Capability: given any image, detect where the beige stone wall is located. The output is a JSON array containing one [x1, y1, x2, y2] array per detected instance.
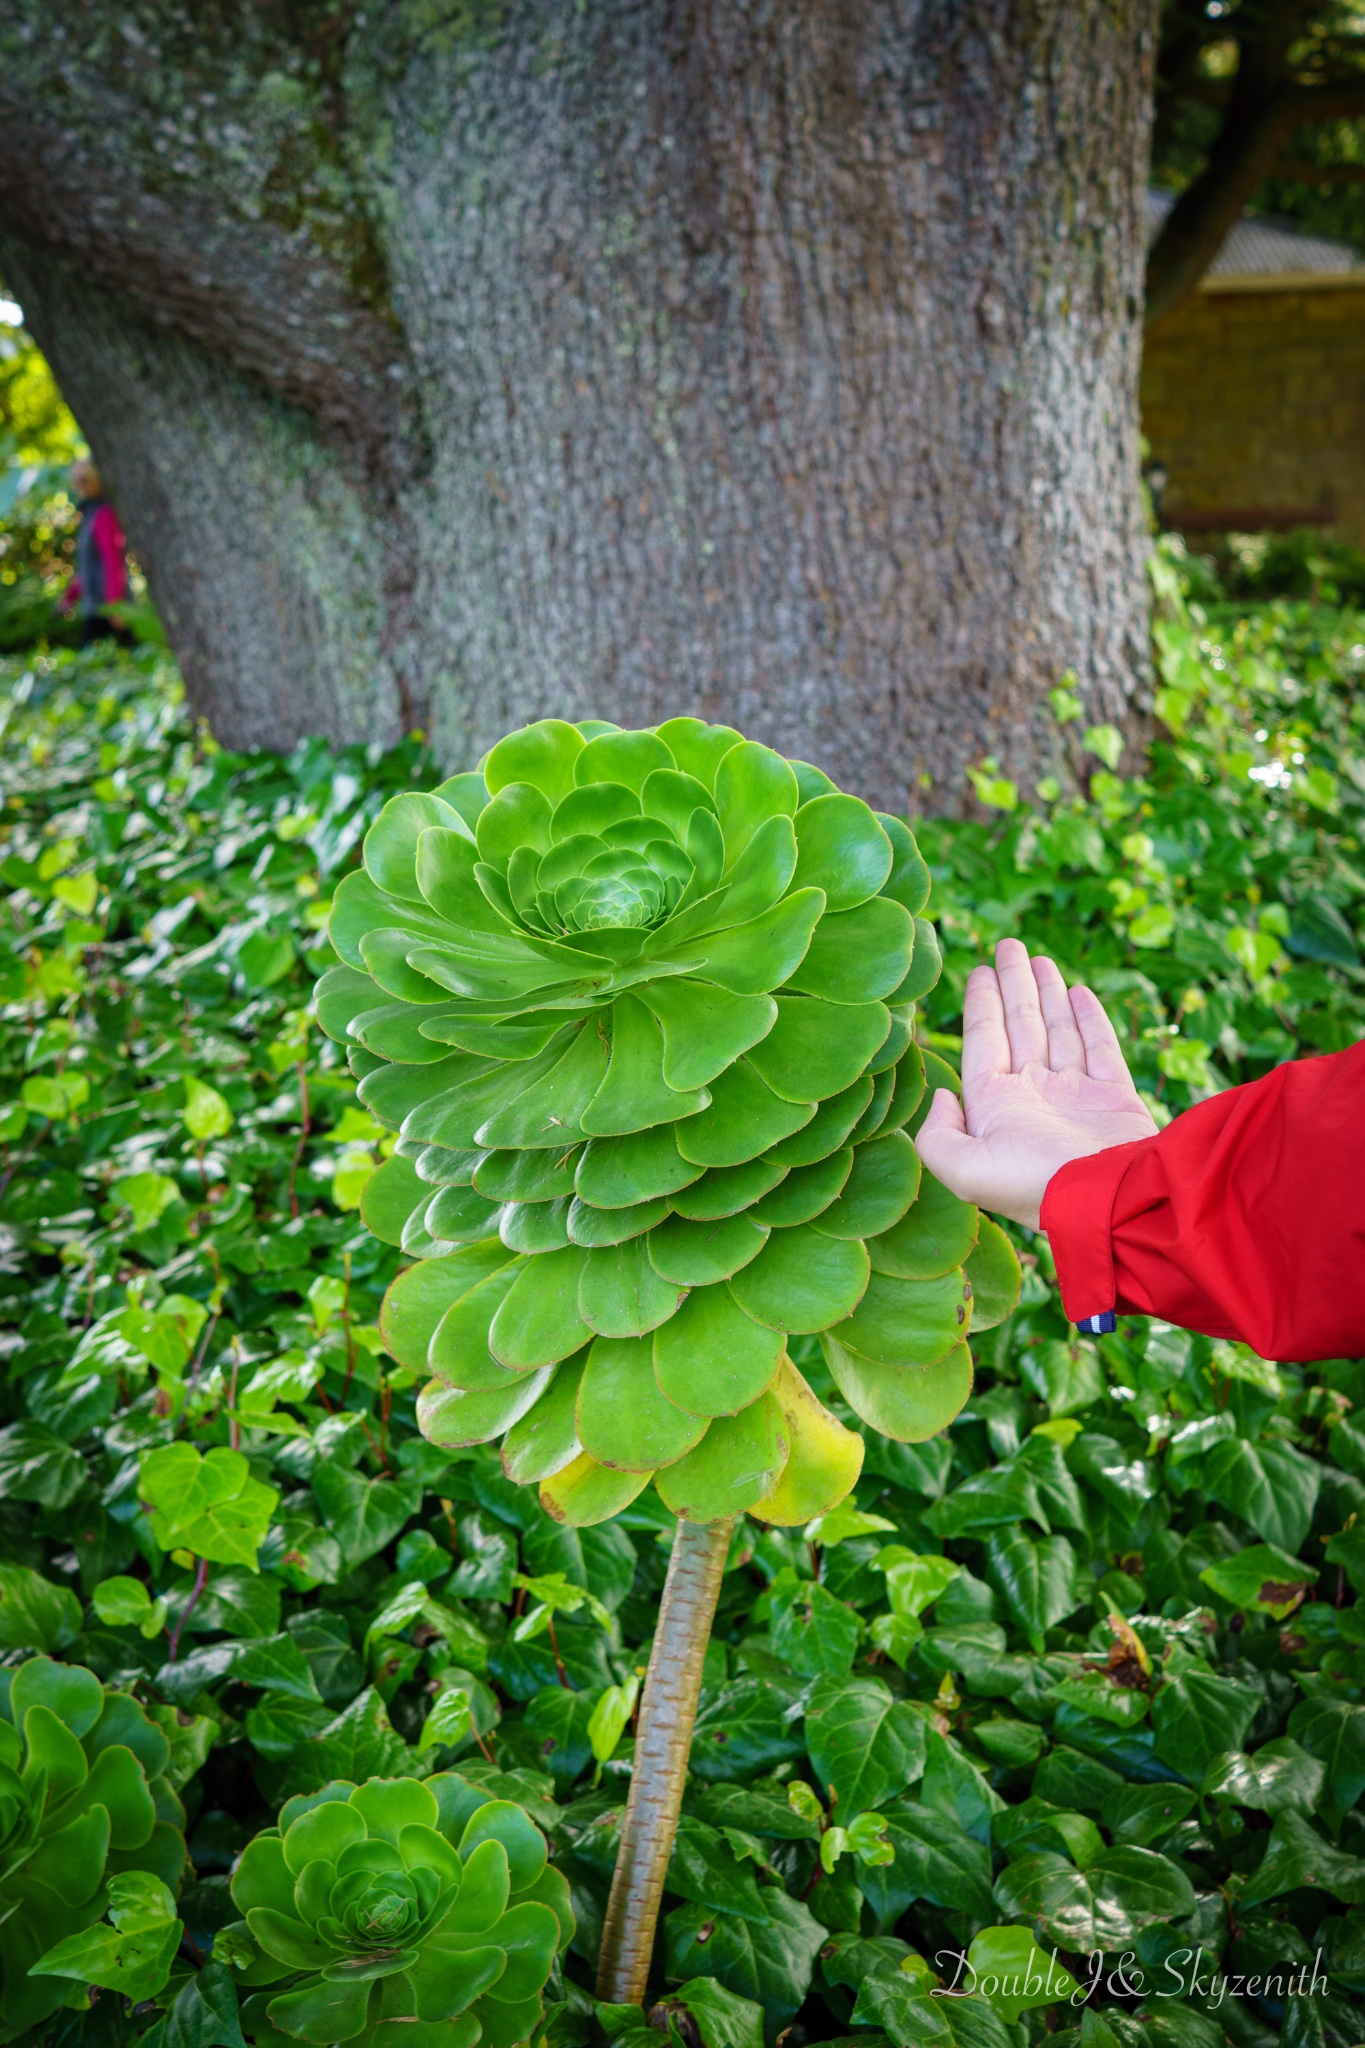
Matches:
[[1140, 283, 1365, 549]]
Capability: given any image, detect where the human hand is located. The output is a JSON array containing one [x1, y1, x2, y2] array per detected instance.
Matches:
[[914, 938, 1158, 1229]]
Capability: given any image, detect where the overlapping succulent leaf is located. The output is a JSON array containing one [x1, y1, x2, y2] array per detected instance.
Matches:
[[227, 1774, 569, 2048], [317, 719, 1021, 1528], [1, 1656, 184, 2040]]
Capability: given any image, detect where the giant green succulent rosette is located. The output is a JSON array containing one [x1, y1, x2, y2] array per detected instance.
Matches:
[[316, 718, 1021, 1527]]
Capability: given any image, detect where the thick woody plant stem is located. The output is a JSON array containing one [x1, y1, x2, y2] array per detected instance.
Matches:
[[595, 1515, 735, 2004]]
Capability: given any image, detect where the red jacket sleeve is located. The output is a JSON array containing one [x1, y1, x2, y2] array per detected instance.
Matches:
[[92, 505, 129, 605], [1039, 1040, 1365, 1362]]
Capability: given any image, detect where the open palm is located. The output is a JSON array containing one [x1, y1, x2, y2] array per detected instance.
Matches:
[[915, 938, 1158, 1228]]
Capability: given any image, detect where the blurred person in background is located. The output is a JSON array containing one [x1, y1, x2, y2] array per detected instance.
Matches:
[[60, 459, 132, 647]]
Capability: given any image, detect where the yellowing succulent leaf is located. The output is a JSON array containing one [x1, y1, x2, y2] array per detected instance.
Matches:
[[748, 1357, 865, 1526]]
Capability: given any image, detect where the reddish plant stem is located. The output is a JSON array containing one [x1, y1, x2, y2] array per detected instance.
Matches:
[[339, 1251, 357, 1404], [227, 1340, 241, 1451], [547, 1613, 568, 1687], [288, 1058, 311, 1220], [167, 1556, 209, 1662]]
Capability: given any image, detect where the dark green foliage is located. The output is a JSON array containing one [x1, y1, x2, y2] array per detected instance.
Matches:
[[0, 573, 1363, 2048]]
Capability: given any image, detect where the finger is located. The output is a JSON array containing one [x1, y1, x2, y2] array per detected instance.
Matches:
[[995, 937, 1049, 1069], [959, 965, 1011, 1095], [1070, 984, 1135, 1086], [913, 1089, 976, 1199], [1032, 954, 1087, 1072]]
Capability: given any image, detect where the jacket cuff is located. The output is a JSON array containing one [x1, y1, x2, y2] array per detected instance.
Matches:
[[1039, 1141, 1153, 1332]]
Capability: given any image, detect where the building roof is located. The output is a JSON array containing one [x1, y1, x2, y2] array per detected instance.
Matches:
[[1147, 188, 1365, 282]]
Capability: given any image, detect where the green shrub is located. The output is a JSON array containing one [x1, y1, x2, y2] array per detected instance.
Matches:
[[0, 579, 1359, 2048]]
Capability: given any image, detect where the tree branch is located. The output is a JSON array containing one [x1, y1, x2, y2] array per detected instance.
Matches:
[[0, 74, 408, 470], [1267, 155, 1365, 185], [1147, 76, 1365, 322]]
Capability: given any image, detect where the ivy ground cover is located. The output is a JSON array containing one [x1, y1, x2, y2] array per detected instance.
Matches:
[[0, 574, 1362, 2048]]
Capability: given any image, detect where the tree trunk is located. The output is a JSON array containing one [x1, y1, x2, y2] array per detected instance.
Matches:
[[0, 0, 1158, 810]]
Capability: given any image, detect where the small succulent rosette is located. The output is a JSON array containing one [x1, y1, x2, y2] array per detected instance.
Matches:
[[226, 1776, 569, 2048], [316, 719, 1020, 1527], [2, 1656, 184, 2038]]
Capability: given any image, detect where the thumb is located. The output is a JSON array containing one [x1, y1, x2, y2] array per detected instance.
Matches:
[[914, 1088, 975, 1193]]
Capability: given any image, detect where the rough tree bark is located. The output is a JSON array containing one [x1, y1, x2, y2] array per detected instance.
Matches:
[[0, 0, 1158, 810]]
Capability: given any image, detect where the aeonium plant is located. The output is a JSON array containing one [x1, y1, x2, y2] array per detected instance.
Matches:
[[314, 717, 1021, 2003], [224, 1775, 568, 2048], [0, 1656, 186, 2041]]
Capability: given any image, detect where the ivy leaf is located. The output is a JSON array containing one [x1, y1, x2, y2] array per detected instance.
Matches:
[[1201, 1437, 1321, 1553], [242, 1696, 335, 1761], [921, 1730, 1005, 1847], [1237, 1809, 1365, 1911], [1202, 1739, 1324, 1816], [183, 1567, 282, 1640], [1015, 1433, 1087, 1527], [287, 1612, 365, 1704], [690, 1676, 809, 1783], [1151, 1670, 1260, 1781], [526, 1684, 597, 1785], [0, 1418, 86, 1509], [872, 1548, 960, 1619], [964, 1926, 1082, 2022], [916, 1621, 1031, 1699], [31, 1872, 183, 2004], [162, 1961, 246, 2048], [805, 1673, 927, 1814], [1020, 1340, 1105, 1418], [118, 1294, 207, 1375], [994, 1845, 1194, 1948], [1286, 1698, 1365, 1826], [667, 1816, 772, 1922], [691, 1783, 821, 1844], [1068, 1433, 1156, 1514], [806, 1505, 898, 1547], [230, 1634, 323, 1702], [925, 1460, 1043, 1539], [650, 1978, 765, 2048], [850, 1972, 955, 2048], [310, 1462, 422, 1567], [1103, 1782, 1198, 1847], [1200, 1543, 1315, 1619], [111, 1171, 181, 1235], [984, 1529, 1080, 1648], [273, 1687, 421, 1800], [857, 1806, 995, 1929], [665, 1890, 826, 2032], [139, 1444, 278, 1570], [418, 1685, 472, 1753], [92, 1575, 168, 1639], [489, 1617, 615, 1700], [1048, 1671, 1150, 1729], [587, 1676, 639, 1769], [768, 1572, 861, 1677], [1324, 1523, 1365, 1594], [183, 1077, 232, 1140], [156, 1631, 319, 1706], [0, 1561, 82, 1650]]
